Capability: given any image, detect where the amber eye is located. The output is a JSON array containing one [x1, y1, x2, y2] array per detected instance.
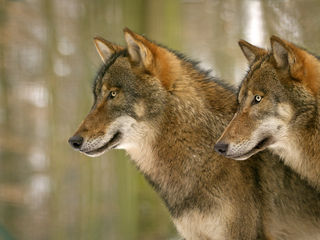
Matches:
[[253, 95, 262, 105], [108, 91, 117, 99]]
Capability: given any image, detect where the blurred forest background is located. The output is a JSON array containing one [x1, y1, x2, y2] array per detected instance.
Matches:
[[1, 0, 320, 239]]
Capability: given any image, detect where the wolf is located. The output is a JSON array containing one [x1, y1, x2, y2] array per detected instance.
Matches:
[[69, 29, 320, 239], [215, 36, 320, 190]]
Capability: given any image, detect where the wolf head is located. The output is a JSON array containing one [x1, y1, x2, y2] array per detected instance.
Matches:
[[214, 36, 320, 160], [68, 28, 182, 157]]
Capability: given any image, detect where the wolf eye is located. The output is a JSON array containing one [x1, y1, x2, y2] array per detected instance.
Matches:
[[108, 91, 117, 99], [253, 95, 262, 104]]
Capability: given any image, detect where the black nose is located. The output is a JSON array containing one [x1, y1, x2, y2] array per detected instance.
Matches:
[[68, 135, 84, 150], [214, 142, 229, 155]]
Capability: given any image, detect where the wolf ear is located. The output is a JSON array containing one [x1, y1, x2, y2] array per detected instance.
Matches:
[[123, 28, 153, 69], [271, 35, 320, 93], [270, 36, 296, 69], [123, 28, 180, 91], [239, 40, 267, 65], [94, 37, 123, 63]]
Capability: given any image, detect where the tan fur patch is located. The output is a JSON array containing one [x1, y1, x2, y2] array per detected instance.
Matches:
[[277, 103, 293, 121], [133, 101, 145, 118]]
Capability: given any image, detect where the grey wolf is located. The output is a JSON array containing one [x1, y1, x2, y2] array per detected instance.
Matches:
[[215, 36, 320, 191], [69, 29, 320, 239]]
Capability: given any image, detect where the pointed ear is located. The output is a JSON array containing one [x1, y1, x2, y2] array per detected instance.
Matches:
[[239, 40, 267, 65], [123, 28, 153, 69], [270, 35, 296, 69], [94, 37, 123, 63], [271, 36, 320, 94]]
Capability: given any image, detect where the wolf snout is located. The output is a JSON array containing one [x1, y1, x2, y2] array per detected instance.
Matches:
[[214, 142, 229, 155], [68, 135, 84, 150]]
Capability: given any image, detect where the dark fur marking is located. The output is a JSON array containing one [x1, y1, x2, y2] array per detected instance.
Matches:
[[92, 50, 129, 100], [237, 54, 271, 100]]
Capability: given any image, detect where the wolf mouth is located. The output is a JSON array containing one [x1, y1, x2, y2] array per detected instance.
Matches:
[[229, 137, 273, 160], [84, 131, 122, 155]]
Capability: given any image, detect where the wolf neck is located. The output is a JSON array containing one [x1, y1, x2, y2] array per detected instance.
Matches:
[[271, 95, 320, 190], [127, 62, 237, 217], [295, 116, 320, 189], [271, 131, 320, 190]]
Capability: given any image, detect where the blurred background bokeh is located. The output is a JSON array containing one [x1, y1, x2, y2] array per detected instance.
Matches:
[[1, 0, 320, 239]]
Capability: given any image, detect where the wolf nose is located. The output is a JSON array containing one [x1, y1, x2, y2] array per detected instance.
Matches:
[[68, 135, 84, 150], [214, 142, 229, 155]]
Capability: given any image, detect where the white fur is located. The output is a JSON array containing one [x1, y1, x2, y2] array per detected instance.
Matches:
[[117, 120, 157, 175], [174, 210, 226, 240], [269, 136, 305, 175]]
